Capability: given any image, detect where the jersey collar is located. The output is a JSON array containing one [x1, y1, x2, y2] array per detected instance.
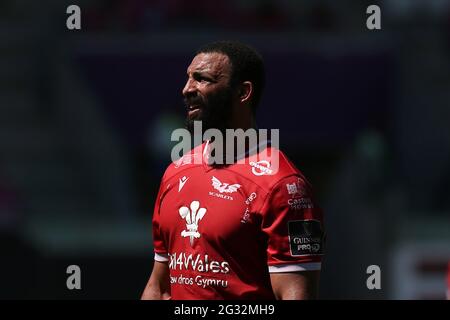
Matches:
[[201, 139, 271, 171]]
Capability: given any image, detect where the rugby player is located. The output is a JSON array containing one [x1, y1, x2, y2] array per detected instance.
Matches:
[[141, 41, 325, 300]]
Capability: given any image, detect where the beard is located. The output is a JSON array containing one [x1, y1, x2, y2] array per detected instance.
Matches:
[[184, 87, 234, 136]]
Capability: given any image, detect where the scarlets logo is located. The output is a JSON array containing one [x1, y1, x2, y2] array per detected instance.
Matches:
[[179, 201, 206, 246], [211, 176, 241, 193]]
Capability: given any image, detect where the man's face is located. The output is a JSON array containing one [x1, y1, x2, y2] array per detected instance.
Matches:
[[182, 52, 235, 134]]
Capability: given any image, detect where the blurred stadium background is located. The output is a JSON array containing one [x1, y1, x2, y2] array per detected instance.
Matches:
[[0, 0, 449, 299]]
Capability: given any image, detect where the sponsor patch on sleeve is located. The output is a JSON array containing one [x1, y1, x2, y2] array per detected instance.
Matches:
[[288, 220, 324, 256]]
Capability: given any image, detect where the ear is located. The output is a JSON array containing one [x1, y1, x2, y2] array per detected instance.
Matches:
[[239, 81, 253, 104]]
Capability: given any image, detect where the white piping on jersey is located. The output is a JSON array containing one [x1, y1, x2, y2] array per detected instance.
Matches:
[[154, 252, 169, 262], [203, 140, 210, 158], [268, 262, 321, 273]]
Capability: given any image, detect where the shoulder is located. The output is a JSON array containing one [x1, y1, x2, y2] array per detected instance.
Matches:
[[229, 146, 311, 193], [160, 143, 205, 183]]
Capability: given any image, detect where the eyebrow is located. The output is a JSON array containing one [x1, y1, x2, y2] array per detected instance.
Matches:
[[187, 69, 212, 76], [187, 70, 218, 81]]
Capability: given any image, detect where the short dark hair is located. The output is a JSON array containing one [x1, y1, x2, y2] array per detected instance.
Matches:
[[196, 41, 265, 113]]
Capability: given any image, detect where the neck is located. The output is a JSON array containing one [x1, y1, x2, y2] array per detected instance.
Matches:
[[229, 105, 255, 131]]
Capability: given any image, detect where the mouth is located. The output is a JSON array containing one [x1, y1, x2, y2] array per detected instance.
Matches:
[[188, 105, 201, 118], [188, 105, 200, 111]]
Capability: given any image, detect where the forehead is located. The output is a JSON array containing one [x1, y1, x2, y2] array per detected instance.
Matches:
[[187, 52, 231, 76]]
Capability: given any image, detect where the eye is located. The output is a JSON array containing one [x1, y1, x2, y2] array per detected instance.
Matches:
[[194, 74, 211, 83]]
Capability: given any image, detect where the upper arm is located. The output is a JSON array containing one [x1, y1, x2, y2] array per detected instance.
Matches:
[[270, 271, 320, 300], [141, 261, 171, 300], [261, 175, 325, 299], [144, 173, 173, 300]]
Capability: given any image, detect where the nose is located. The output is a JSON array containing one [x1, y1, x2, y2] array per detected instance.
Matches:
[[182, 77, 196, 97]]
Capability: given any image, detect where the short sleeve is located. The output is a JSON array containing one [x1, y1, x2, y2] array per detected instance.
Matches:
[[260, 175, 325, 272], [152, 179, 169, 262]]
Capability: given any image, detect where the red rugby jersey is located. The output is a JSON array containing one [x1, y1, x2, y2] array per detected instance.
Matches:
[[152, 141, 325, 299]]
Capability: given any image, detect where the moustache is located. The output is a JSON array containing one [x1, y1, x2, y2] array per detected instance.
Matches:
[[184, 96, 205, 110]]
